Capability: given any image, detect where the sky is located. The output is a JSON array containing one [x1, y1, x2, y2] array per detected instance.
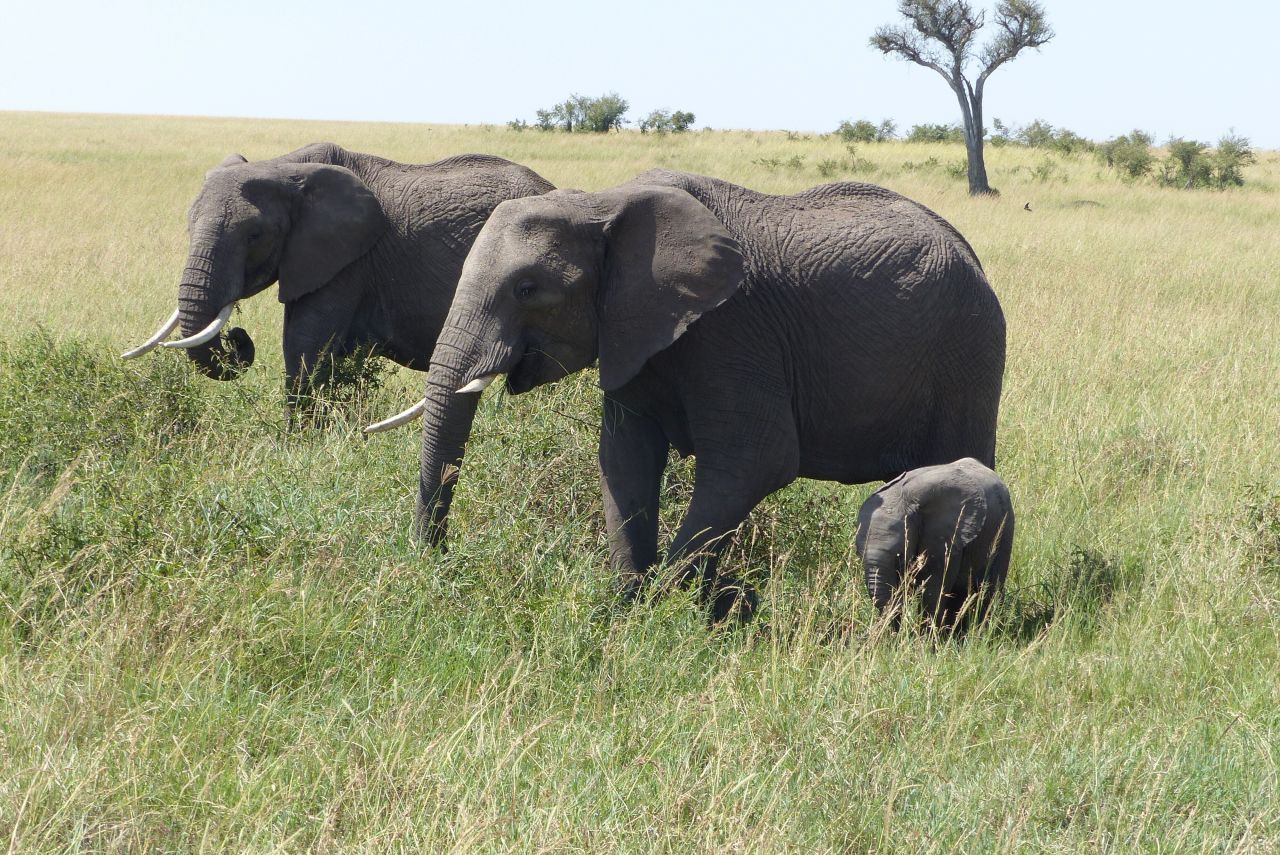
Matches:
[[2, 0, 1278, 147]]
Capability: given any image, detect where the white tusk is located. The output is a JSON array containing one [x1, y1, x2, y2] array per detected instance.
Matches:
[[162, 304, 234, 349], [120, 308, 181, 359], [456, 374, 498, 394], [363, 398, 426, 434]]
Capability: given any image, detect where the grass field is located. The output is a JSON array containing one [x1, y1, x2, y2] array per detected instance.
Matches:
[[1, 111, 1278, 851]]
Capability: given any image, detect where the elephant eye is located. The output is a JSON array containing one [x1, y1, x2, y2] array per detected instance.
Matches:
[[514, 280, 538, 301]]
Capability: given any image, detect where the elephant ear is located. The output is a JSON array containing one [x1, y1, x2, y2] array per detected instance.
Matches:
[[856, 473, 909, 557], [932, 489, 988, 550], [594, 185, 745, 391], [278, 164, 386, 303]]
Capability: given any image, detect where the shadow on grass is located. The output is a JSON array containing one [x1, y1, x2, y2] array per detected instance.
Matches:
[[991, 547, 1140, 643]]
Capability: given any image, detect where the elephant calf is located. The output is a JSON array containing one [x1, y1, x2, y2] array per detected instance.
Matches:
[[855, 458, 1014, 632]]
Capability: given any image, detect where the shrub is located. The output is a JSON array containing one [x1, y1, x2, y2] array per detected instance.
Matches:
[[507, 119, 528, 132], [1156, 134, 1255, 189], [639, 109, 696, 134], [991, 118, 1094, 154], [578, 93, 629, 133], [1098, 130, 1155, 179], [1210, 132, 1255, 188], [837, 119, 878, 143], [532, 93, 629, 133], [534, 109, 557, 132], [837, 118, 897, 143], [907, 123, 965, 144], [671, 110, 695, 132], [1158, 138, 1213, 188]]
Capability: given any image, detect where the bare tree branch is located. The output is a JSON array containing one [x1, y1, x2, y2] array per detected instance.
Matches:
[[871, 27, 959, 90], [977, 0, 1054, 90]]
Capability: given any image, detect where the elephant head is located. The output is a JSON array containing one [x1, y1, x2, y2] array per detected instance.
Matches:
[[855, 467, 990, 616], [371, 185, 744, 545], [123, 152, 386, 379]]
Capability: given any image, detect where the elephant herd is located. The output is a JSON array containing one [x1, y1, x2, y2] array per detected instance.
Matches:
[[124, 143, 1014, 630]]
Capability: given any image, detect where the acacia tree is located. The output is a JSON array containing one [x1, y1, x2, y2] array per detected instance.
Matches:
[[871, 0, 1053, 195]]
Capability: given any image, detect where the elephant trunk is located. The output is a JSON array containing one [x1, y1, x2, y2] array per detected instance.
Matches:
[[413, 308, 515, 546], [415, 360, 482, 546], [173, 233, 254, 379], [863, 548, 902, 614]]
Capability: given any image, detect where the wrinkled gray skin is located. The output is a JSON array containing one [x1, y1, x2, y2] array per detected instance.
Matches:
[[855, 457, 1014, 632], [415, 169, 1006, 621], [165, 142, 552, 400]]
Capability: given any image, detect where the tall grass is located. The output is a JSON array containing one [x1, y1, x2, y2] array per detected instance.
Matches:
[[1, 112, 1278, 850]]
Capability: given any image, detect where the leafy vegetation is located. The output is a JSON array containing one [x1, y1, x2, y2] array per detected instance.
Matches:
[[639, 109, 696, 134], [835, 118, 897, 143], [1, 113, 1278, 849], [532, 92, 631, 133], [990, 118, 1094, 154], [1098, 130, 1257, 189], [907, 122, 967, 143]]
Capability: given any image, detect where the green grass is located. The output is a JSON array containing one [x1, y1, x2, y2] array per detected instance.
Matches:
[[1, 112, 1278, 851]]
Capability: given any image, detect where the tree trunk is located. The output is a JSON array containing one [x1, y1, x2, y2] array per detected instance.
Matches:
[[954, 85, 996, 196]]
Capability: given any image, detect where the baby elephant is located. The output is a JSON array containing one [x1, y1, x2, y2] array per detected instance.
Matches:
[[855, 458, 1014, 632]]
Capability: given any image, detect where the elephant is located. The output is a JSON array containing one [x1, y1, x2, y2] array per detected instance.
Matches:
[[855, 457, 1014, 632], [122, 142, 554, 408], [371, 169, 1006, 621]]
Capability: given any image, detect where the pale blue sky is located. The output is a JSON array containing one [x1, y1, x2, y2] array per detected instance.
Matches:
[[2, 0, 1277, 146]]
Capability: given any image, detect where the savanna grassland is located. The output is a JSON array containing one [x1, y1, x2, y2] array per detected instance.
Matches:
[[1, 111, 1278, 852]]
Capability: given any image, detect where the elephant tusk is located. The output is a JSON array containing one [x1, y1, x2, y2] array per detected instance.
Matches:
[[120, 308, 181, 359], [162, 304, 235, 349], [456, 374, 498, 394], [364, 398, 426, 434]]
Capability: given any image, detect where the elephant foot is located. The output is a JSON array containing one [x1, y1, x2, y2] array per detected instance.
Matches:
[[708, 576, 758, 625]]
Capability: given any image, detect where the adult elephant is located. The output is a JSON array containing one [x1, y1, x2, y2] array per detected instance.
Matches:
[[123, 142, 554, 406], [372, 170, 1006, 620]]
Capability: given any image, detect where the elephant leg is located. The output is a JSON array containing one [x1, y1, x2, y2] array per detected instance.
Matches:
[[664, 460, 791, 623], [599, 397, 669, 597], [283, 292, 358, 417]]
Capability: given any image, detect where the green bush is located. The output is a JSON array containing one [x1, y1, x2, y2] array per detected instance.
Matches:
[[907, 123, 965, 144], [1212, 133, 1256, 187], [991, 118, 1094, 154], [531, 93, 630, 133], [1156, 134, 1256, 189], [639, 109, 695, 134], [1098, 130, 1155, 179], [837, 119, 895, 143]]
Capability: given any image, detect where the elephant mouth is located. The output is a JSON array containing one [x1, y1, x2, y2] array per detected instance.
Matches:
[[505, 348, 543, 395]]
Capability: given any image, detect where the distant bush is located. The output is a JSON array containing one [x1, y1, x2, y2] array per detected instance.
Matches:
[[639, 109, 695, 134], [901, 156, 941, 172], [507, 119, 528, 132], [990, 119, 1094, 154], [817, 144, 876, 178], [579, 93, 630, 133], [836, 119, 896, 143], [906, 123, 965, 144], [1211, 133, 1256, 187], [1099, 130, 1254, 188], [1098, 130, 1156, 179], [531, 93, 629, 133], [1157, 133, 1256, 189]]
